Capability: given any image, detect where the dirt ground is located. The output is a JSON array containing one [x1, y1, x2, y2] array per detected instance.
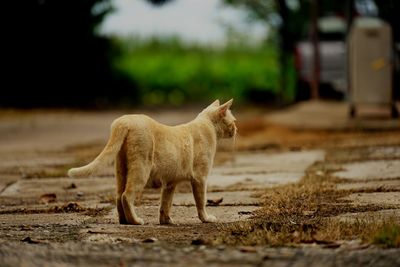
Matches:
[[1, 101, 400, 266]]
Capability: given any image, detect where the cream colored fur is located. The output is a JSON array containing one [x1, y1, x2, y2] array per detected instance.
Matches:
[[68, 99, 237, 225]]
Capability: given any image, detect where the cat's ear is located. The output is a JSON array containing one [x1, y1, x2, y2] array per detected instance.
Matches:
[[217, 99, 233, 117], [208, 99, 220, 108]]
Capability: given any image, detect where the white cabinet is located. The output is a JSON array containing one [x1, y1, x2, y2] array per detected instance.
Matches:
[[349, 18, 397, 117]]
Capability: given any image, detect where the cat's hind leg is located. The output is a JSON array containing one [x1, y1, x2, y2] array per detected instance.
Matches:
[[121, 163, 150, 225], [115, 151, 128, 224], [191, 178, 217, 223], [159, 182, 176, 225]]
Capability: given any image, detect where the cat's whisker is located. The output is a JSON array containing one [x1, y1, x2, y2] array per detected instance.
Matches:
[[231, 131, 237, 166]]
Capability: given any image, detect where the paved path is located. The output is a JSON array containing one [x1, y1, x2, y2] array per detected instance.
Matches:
[[0, 108, 400, 266]]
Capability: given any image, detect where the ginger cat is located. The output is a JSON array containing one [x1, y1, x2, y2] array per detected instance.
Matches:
[[68, 99, 237, 225]]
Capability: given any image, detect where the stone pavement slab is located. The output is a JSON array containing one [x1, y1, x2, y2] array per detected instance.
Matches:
[[209, 150, 325, 189], [266, 100, 400, 130], [0, 177, 115, 199], [343, 192, 400, 206], [335, 160, 400, 180], [337, 179, 400, 191]]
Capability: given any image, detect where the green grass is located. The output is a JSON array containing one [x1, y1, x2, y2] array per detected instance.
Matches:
[[373, 223, 400, 248], [112, 38, 291, 105]]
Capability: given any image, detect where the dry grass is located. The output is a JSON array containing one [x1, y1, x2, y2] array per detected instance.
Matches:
[[236, 119, 400, 152], [217, 167, 400, 247], [315, 217, 400, 247]]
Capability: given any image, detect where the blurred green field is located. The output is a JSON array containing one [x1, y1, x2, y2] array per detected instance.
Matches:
[[113, 38, 295, 105]]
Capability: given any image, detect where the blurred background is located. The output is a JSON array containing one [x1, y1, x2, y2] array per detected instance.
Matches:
[[1, 0, 399, 109]]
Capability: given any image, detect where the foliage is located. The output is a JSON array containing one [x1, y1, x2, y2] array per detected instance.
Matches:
[[113, 38, 291, 105], [1, 0, 304, 107], [222, 0, 308, 102], [1, 0, 126, 107]]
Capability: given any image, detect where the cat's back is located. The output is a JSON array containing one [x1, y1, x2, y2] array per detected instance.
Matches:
[[113, 114, 164, 131], [112, 114, 163, 151], [113, 114, 189, 142]]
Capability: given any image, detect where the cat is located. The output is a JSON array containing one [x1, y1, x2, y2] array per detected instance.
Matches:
[[68, 99, 237, 225]]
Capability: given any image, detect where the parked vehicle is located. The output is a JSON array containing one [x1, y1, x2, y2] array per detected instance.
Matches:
[[294, 0, 383, 101], [295, 16, 347, 100]]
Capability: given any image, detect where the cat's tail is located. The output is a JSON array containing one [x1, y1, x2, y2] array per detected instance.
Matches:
[[67, 119, 128, 178]]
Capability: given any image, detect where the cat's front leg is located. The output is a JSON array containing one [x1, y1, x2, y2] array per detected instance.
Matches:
[[191, 178, 217, 223]]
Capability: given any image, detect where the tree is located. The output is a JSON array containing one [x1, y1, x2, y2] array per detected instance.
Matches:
[[1, 0, 120, 107], [223, 0, 310, 103]]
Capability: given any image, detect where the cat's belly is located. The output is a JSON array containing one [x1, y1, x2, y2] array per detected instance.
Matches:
[[150, 137, 195, 180], [151, 154, 194, 181], [150, 165, 193, 182]]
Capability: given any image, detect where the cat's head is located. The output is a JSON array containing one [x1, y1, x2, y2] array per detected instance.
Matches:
[[200, 99, 237, 138]]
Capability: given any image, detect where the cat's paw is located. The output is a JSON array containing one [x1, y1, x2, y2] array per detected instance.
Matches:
[[201, 214, 217, 223], [159, 216, 174, 225], [128, 217, 144, 225], [136, 218, 145, 225]]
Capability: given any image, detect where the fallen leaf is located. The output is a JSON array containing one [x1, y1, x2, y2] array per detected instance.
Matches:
[[142, 237, 157, 243], [239, 246, 257, 253], [39, 193, 56, 204], [346, 243, 370, 250], [321, 242, 341, 249], [63, 183, 77, 190], [21, 237, 46, 244], [238, 211, 252, 215], [20, 225, 32, 231], [191, 238, 209, 245], [207, 197, 223, 206], [314, 239, 336, 245], [303, 239, 341, 248]]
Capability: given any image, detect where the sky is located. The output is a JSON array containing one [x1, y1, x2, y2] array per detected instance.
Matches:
[[99, 0, 268, 44]]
